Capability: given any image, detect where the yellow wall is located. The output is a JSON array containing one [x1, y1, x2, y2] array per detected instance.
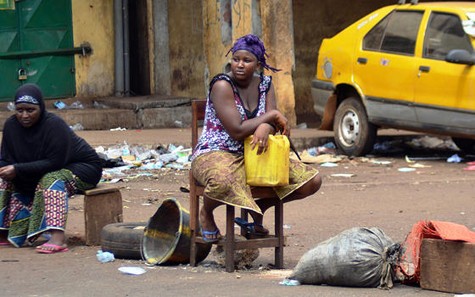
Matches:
[[203, 0, 297, 125], [72, 0, 115, 98], [203, 1, 230, 87], [168, 0, 206, 98]]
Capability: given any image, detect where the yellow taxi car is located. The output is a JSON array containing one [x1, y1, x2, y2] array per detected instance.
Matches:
[[312, 1, 475, 156]]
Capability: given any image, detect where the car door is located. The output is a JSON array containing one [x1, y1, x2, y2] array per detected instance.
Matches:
[[354, 10, 423, 126], [414, 11, 475, 133]]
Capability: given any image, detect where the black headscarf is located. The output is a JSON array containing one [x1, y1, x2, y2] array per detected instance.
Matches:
[[14, 83, 46, 120]]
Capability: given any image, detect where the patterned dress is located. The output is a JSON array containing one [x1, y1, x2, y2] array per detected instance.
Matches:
[[0, 169, 94, 247], [191, 73, 318, 213]]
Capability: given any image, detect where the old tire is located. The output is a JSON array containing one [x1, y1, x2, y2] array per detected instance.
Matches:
[[333, 97, 376, 156], [101, 222, 146, 260]]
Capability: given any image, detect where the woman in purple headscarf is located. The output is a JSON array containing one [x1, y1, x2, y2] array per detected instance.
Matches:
[[191, 34, 322, 242], [0, 83, 102, 253]]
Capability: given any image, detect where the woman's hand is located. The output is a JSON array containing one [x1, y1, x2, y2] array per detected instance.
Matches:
[[274, 112, 290, 136], [0, 165, 16, 181], [250, 123, 273, 155]]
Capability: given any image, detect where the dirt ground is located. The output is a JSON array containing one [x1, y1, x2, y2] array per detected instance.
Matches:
[[1, 129, 474, 297]]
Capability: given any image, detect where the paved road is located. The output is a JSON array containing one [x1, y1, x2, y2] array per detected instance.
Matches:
[[0, 128, 468, 297]]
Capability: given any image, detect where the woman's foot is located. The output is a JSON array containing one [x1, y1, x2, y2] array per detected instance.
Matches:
[[36, 230, 68, 254], [249, 213, 270, 235], [252, 224, 269, 236], [199, 207, 221, 242], [234, 217, 269, 238]]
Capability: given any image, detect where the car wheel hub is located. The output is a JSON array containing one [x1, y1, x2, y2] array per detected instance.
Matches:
[[340, 110, 360, 145]]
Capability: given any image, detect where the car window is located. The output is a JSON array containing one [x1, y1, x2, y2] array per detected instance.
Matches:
[[423, 12, 473, 60], [363, 10, 423, 55]]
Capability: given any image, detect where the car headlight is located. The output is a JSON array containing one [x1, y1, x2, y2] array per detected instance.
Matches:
[[323, 59, 333, 79]]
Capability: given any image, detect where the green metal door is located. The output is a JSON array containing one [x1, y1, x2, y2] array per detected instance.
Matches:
[[0, 0, 75, 101]]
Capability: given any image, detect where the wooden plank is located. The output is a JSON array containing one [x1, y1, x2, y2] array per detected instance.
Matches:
[[84, 184, 119, 196], [84, 190, 123, 246], [420, 238, 475, 293]]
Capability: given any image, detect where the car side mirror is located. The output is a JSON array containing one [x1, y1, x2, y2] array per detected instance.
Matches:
[[446, 49, 475, 65]]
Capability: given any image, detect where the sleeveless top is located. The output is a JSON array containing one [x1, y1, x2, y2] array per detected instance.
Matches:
[[191, 73, 272, 159]]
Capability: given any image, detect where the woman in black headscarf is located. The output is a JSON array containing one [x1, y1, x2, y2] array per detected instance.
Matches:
[[0, 83, 102, 253]]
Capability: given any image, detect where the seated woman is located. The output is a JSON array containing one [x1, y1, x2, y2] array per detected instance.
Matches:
[[191, 34, 322, 242], [0, 83, 103, 253]]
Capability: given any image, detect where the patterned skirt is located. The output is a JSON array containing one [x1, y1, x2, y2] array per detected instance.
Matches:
[[191, 151, 319, 214], [0, 169, 94, 247]]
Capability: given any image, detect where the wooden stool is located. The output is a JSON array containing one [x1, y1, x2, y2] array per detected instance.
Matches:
[[83, 184, 123, 245]]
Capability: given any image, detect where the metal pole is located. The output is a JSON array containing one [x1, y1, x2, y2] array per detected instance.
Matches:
[[114, 0, 124, 96]]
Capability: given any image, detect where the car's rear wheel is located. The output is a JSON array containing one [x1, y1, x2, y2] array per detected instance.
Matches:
[[452, 137, 475, 154], [333, 97, 376, 156]]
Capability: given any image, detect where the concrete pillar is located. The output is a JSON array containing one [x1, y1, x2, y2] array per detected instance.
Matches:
[[231, 0, 253, 40], [152, 0, 171, 95], [260, 0, 296, 126]]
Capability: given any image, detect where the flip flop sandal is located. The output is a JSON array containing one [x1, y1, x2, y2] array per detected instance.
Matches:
[[200, 229, 221, 243], [36, 243, 69, 254]]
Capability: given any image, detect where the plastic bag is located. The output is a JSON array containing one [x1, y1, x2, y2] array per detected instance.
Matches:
[[244, 134, 289, 186], [289, 227, 401, 289]]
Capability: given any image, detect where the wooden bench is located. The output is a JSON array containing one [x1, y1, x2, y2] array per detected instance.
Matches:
[[83, 184, 123, 246]]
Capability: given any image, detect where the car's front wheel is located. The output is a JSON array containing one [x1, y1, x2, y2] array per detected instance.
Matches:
[[333, 97, 376, 156]]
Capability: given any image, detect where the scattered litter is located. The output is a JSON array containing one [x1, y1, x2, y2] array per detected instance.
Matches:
[[173, 120, 184, 128], [69, 123, 84, 131], [108, 178, 123, 183], [447, 154, 462, 163], [96, 250, 115, 263], [307, 142, 337, 156], [53, 100, 85, 110], [297, 153, 342, 164], [330, 173, 355, 178], [69, 101, 84, 109], [463, 165, 475, 171], [408, 163, 431, 168], [279, 279, 301, 286], [118, 266, 147, 275], [370, 160, 392, 165], [398, 167, 416, 172], [110, 127, 127, 131], [405, 155, 415, 163], [7, 102, 15, 111], [93, 101, 109, 109], [54, 101, 67, 109], [97, 143, 192, 182], [320, 162, 338, 167]]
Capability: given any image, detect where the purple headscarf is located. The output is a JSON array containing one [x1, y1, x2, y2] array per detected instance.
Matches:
[[226, 34, 280, 73]]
